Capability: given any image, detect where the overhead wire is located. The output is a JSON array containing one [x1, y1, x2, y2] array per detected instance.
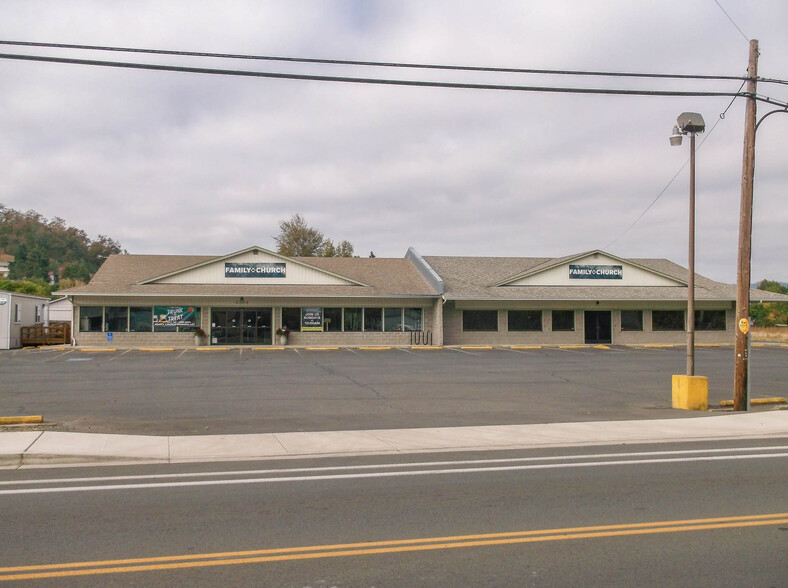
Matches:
[[0, 51, 751, 99], [711, 0, 751, 44], [0, 39, 752, 82]]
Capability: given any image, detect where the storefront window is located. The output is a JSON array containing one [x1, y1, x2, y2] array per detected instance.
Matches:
[[463, 310, 498, 331], [696, 310, 726, 331], [404, 308, 423, 331], [364, 308, 382, 331], [653, 310, 684, 331], [105, 307, 128, 332], [324, 308, 342, 332], [621, 310, 643, 331], [129, 307, 152, 332], [384, 308, 403, 331], [282, 307, 301, 332], [551, 310, 575, 331], [508, 310, 542, 331], [79, 306, 103, 332], [344, 308, 363, 332]]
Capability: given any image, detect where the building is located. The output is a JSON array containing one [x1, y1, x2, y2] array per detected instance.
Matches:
[[0, 290, 50, 349], [0, 253, 13, 278], [56, 246, 788, 348]]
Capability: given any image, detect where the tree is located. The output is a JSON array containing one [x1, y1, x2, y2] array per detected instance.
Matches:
[[750, 279, 788, 326], [274, 214, 326, 257], [273, 214, 355, 258]]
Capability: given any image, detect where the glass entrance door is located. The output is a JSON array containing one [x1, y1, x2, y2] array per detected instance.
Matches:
[[211, 308, 272, 345], [584, 311, 612, 344]]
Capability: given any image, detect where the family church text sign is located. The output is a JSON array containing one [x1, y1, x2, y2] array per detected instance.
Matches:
[[569, 265, 623, 279]]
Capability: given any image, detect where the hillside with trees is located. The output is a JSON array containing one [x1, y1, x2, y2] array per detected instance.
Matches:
[[0, 204, 124, 293]]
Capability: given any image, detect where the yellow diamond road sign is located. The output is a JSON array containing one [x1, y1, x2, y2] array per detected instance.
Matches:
[[739, 318, 750, 334]]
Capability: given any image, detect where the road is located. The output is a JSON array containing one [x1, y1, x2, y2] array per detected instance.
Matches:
[[2, 345, 787, 434], [1, 439, 786, 586]]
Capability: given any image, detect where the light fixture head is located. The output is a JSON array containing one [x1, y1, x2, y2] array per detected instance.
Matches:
[[677, 112, 706, 134], [670, 125, 683, 146]]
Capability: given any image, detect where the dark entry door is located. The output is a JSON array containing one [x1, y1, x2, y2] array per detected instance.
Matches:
[[211, 308, 272, 345], [584, 311, 612, 344]]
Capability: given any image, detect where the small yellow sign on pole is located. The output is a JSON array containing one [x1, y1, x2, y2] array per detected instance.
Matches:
[[738, 317, 750, 335]]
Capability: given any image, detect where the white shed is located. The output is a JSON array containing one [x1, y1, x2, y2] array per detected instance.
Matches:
[[0, 290, 50, 349]]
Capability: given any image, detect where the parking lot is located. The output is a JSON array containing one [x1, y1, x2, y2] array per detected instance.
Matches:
[[2, 345, 786, 435]]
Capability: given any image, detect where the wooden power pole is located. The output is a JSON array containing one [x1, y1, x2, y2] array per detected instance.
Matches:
[[733, 39, 759, 411]]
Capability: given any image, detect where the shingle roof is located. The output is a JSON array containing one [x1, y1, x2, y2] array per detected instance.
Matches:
[[423, 255, 788, 302], [58, 253, 439, 298]]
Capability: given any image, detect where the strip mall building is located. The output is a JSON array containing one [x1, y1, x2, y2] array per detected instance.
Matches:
[[58, 246, 787, 348]]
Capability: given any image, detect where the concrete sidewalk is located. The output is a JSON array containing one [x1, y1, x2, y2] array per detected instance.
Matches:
[[1, 410, 787, 467]]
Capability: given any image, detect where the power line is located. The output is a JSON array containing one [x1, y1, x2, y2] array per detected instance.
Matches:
[[712, 0, 751, 43], [0, 39, 751, 82], [0, 51, 749, 100]]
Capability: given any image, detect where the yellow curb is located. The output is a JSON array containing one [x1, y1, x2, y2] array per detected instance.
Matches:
[[720, 397, 787, 407], [559, 345, 584, 350], [643, 344, 676, 348], [0, 415, 43, 425], [594, 345, 611, 349], [359, 347, 392, 350], [461, 346, 493, 350], [696, 344, 720, 348], [511, 345, 542, 350], [306, 347, 339, 351], [253, 347, 286, 351], [781, 344, 788, 348], [195, 347, 231, 351], [79, 348, 116, 352], [412, 346, 443, 350], [139, 348, 175, 352]]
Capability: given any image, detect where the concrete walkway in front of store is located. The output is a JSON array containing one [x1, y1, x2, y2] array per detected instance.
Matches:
[[1, 410, 787, 468]]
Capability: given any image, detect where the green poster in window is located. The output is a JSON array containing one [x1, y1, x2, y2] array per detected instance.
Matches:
[[302, 307, 323, 332], [154, 306, 198, 327]]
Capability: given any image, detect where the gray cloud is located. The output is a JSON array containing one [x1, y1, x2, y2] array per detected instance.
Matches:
[[1, 1, 786, 282]]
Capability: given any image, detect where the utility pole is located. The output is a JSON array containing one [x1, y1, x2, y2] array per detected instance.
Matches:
[[733, 39, 758, 411]]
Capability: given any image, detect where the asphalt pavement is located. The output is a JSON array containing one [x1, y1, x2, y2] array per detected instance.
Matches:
[[1, 344, 787, 466]]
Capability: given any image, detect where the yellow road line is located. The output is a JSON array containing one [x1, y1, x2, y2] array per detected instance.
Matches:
[[2, 513, 786, 581]]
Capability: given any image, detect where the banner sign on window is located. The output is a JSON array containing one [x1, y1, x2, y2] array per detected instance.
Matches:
[[154, 306, 198, 327], [225, 262, 286, 278], [301, 307, 323, 332], [569, 265, 623, 279]]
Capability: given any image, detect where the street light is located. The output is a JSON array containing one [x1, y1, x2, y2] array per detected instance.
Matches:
[[670, 112, 705, 376]]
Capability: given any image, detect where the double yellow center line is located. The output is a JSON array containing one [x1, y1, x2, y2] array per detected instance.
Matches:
[[2, 513, 786, 581]]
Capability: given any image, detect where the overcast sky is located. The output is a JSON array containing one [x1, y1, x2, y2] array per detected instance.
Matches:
[[1, 1, 786, 283]]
